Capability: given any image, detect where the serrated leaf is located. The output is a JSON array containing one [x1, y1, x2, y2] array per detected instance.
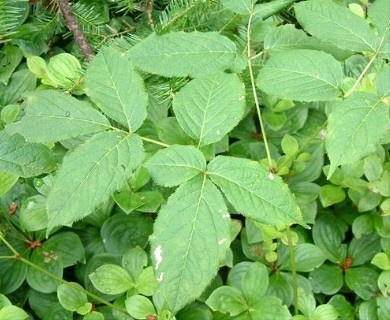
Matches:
[[367, 0, 390, 41], [207, 156, 305, 226], [173, 73, 245, 146], [46, 131, 144, 230], [150, 176, 231, 313], [256, 49, 343, 101], [294, 0, 378, 52], [145, 145, 206, 187], [376, 65, 390, 97], [326, 93, 389, 177], [84, 47, 147, 132], [128, 31, 237, 77], [0, 131, 57, 177], [8, 90, 111, 143], [221, 0, 254, 15]]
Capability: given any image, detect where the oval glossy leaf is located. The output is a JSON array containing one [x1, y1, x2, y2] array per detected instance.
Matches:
[[57, 283, 88, 312], [310, 264, 344, 295], [173, 73, 246, 146], [125, 295, 156, 319], [207, 156, 306, 226], [0, 131, 57, 177], [101, 213, 153, 254], [46, 131, 144, 230], [280, 243, 326, 272], [150, 176, 231, 313], [145, 145, 206, 187], [84, 46, 147, 132], [205, 286, 247, 316], [8, 90, 111, 143], [256, 49, 343, 101], [0, 305, 29, 320], [326, 93, 389, 177], [294, 0, 378, 52], [249, 296, 291, 319], [241, 262, 269, 304], [345, 267, 379, 300], [19, 195, 48, 232], [89, 264, 134, 295], [26, 248, 63, 293], [128, 31, 237, 77]]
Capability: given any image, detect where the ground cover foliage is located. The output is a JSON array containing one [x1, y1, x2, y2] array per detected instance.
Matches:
[[0, 0, 389, 319]]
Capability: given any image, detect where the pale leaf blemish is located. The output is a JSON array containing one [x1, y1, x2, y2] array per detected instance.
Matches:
[[239, 95, 245, 101], [268, 172, 274, 180], [222, 213, 230, 219], [154, 245, 163, 270], [216, 130, 221, 135], [218, 238, 228, 245], [157, 272, 164, 282], [319, 129, 326, 140]]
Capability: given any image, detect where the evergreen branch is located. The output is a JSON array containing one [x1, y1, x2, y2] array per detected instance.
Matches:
[[57, 0, 93, 61]]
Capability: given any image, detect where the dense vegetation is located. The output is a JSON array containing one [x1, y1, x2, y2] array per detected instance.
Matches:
[[0, 0, 389, 319]]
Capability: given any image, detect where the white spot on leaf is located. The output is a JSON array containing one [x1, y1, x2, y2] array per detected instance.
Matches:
[[268, 172, 274, 180], [222, 213, 230, 219], [218, 238, 228, 245], [157, 272, 164, 282], [216, 130, 221, 135], [154, 245, 163, 270]]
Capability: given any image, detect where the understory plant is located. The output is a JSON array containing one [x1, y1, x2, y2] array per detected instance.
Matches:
[[0, 0, 389, 319]]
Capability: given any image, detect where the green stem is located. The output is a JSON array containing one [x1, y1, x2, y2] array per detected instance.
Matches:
[[247, 11, 273, 171], [0, 255, 15, 259], [286, 226, 298, 315], [0, 235, 129, 316]]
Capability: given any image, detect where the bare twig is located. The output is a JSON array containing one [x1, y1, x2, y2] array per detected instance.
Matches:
[[57, 0, 94, 61]]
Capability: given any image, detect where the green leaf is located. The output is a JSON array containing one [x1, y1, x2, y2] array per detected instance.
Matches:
[[294, 0, 378, 52], [0, 131, 57, 177], [313, 305, 338, 320], [280, 244, 326, 272], [128, 31, 237, 77], [84, 46, 148, 132], [206, 286, 247, 316], [122, 247, 148, 279], [46, 131, 144, 230], [57, 283, 88, 312], [253, 0, 295, 21], [101, 213, 153, 254], [125, 295, 156, 319], [0, 45, 23, 85], [248, 296, 291, 320], [309, 264, 344, 295], [89, 264, 134, 295], [221, 0, 253, 15], [326, 93, 389, 177], [207, 156, 306, 226], [345, 267, 379, 300], [376, 65, 390, 97], [137, 266, 158, 296], [348, 233, 381, 267], [264, 24, 352, 60], [146, 145, 205, 187], [0, 170, 18, 197], [256, 49, 343, 101], [8, 90, 111, 143], [173, 73, 245, 147], [0, 305, 29, 320], [367, 0, 390, 41], [83, 311, 104, 320], [0, 69, 36, 106], [26, 248, 63, 293], [371, 253, 390, 271], [44, 231, 86, 267], [328, 295, 355, 320], [319, 185, 346, 207], [241, 262, 268, 305], [19, 195, 48, 232], [1, 103, 20, 124], [150, 176, 231, 313], [378, 270, 390, 298], [281, 134, 299, 156]]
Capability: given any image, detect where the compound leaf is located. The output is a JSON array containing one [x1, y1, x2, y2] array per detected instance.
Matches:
[[8, 90, 111, 143], [207, 156, 306, 226], [150, 176, 231, 313], [46, 131, 144, 230], [128, 31, 237, 77], [326, 93, 389, 177], [294, 0, 378, 52], [0, 131, 57, 177], [256, 49, 343, 101], [145, 145, 206, 187], [173, 73, 245, 146], [84, 47, 147, 133]]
